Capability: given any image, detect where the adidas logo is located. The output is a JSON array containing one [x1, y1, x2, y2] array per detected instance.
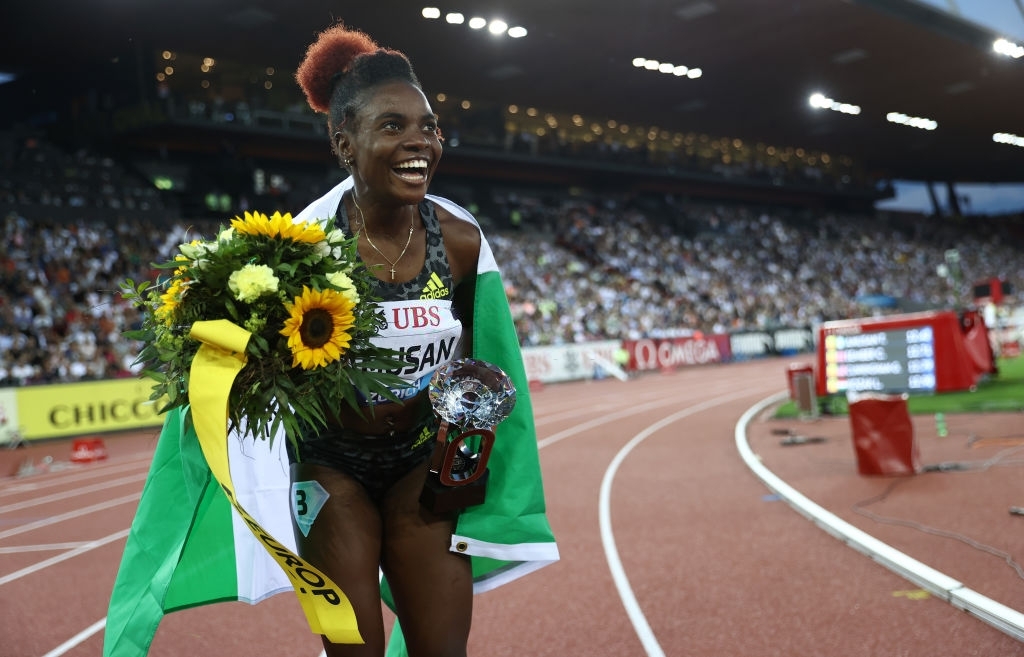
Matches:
[[420, 272, 450, 299], [412, 424, 435, 448]]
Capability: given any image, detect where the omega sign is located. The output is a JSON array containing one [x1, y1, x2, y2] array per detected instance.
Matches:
[[631, 337, 724, 370]]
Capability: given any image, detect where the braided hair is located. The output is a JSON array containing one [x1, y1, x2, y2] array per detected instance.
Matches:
[[295, 22, 422, 140]]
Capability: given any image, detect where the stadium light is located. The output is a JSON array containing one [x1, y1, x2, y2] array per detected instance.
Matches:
[[993, 132, 1024, 147], [809, 92, 861, 115], [634, 56, 702, 80], [993, 38, 1024, 58], [886, 112, 937, 130], [428, 10, 523, 38]]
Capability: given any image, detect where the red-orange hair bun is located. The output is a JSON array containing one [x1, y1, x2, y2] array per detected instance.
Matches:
[[295, 23, 378, 114]]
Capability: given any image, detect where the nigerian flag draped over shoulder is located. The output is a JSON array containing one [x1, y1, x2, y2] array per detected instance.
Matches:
[[103, 178, 559, 656]]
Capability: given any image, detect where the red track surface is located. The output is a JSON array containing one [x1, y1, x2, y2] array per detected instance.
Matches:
[[2, 357, 1023, 656]]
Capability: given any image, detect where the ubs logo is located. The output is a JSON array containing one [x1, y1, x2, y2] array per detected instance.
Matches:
[[390, 305, 443, 330]]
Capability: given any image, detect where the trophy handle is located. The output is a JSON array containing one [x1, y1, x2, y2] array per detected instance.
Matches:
[[428, 421, 495, 486]]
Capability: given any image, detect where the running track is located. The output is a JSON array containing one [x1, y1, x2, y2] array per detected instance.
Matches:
[[2, 357, 1022, 656]]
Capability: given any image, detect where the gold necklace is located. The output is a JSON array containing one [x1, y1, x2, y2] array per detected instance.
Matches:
[[351, 194, 415, 280]]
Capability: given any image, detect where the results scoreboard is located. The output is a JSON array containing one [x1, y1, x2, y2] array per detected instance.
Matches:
[[816, 310, 994, 397], [822, 326, 937, 394]]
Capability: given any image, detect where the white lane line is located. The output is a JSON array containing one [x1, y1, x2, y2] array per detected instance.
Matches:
[[538, 397, 686, 449], [0, 473, 148, 514], [599, 388, 762, 657], [0, 528, 130, 586], [41, 618, 106, 657], [0, 493, 140, 540], [0, 541, 94, 553], [533, 373, 781, 438], [534, 404, 621, 426], [734, 392, 1024, 642], [532, 377, 763, 428], [0, 455, 152, 497], [537, 381, 749, 449]]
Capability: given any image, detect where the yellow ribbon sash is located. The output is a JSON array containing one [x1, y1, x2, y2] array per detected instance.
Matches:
[[188, 319, 362, 645]]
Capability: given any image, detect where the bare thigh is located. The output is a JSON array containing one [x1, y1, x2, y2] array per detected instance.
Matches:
[[379, 462, 473, 657], [291, 461, 388, 657]]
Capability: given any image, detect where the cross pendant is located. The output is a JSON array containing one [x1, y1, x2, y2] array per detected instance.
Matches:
[[389, 266, 396, 280]]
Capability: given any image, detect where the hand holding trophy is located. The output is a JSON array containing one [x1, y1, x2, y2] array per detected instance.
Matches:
[[421, 358, 517, 514]]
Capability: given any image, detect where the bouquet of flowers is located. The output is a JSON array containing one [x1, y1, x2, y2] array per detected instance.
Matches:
[[121, 211, 408, 445]]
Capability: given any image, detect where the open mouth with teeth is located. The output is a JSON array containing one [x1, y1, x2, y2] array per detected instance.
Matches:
[[394, 159, 430, 183]]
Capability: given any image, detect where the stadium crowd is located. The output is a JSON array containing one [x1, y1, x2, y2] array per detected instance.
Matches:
[[485, 190, 1023, 345], [1, 137, 1022, 386], [152, 74, 870, 195]]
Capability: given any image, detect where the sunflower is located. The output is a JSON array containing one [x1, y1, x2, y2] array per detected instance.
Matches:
[[280, 286, 355, 370], [231, 211, 326, 244], [155, 269, 189, 325]]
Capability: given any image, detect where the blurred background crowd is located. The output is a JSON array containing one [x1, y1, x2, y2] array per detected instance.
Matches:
[[1, 132, 1021, 388]]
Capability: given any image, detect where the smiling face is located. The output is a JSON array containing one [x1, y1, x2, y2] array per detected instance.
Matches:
[[340, 80, 443, 208]]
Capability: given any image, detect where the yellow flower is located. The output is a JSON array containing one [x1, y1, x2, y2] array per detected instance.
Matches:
[[231, 211, 326, 244], [178, 239, 209, 260], [326, 270, 360, 305], [155, 270, 189, 324], [228, 263, 280, 302], [280, 286, 355, 370]]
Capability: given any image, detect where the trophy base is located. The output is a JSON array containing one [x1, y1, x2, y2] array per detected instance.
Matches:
[[420, 469, 489, 514]]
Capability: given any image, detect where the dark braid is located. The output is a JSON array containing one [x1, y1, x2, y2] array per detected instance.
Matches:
[[329, 54, 421, 133]]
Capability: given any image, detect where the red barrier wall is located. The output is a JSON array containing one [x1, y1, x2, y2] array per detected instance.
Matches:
[[623, 335, 732, 372]]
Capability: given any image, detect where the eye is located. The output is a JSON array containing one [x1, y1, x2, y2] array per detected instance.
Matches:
[[381, 120, 402, 132]]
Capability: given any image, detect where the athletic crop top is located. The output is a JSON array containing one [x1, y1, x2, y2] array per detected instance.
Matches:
[[336, 195, 464, 404]]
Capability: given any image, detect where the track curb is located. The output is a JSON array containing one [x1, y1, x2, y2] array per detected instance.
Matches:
[[735, 391, 1024, 642]]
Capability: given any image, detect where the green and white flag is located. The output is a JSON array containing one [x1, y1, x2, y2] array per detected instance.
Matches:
[[103, 407, 302, 656], [103, 180, 559, 656]]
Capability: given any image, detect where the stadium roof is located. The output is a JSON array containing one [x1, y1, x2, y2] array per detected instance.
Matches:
[[2, 0, 1024, 183]]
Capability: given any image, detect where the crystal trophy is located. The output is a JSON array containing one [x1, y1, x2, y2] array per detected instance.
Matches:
[[420, 358, 516, 514]]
